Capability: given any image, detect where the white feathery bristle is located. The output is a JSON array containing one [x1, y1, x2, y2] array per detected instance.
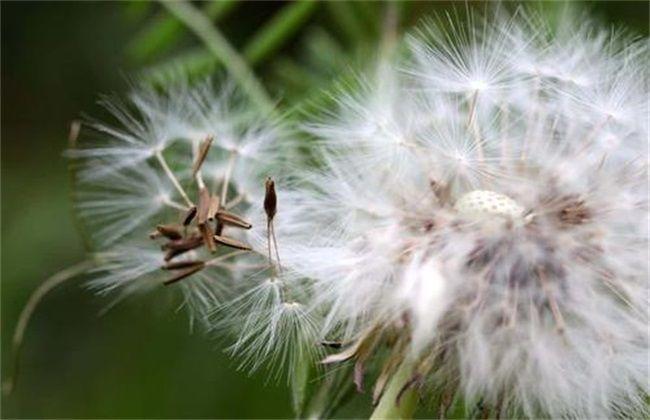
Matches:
[[75, 164, 172, 247], [212, 276, 321, 381]]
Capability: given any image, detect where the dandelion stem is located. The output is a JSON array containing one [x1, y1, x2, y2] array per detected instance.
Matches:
[[155, 151, 193, 207], [370, 359, 418, 420], [3, 260, 93, 395], [161, 0, 274, 113]]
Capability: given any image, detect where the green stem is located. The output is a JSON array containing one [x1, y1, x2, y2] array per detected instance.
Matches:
[[3, 261, 93, 395], [370, 360, 419, 420], [161, 0, 274, 113]]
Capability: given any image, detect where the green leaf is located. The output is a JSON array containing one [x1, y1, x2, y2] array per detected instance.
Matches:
[[162, 0, 274, 112], [127, 0, 239, 63], [302, 28, 347, 71], [141, 47, 219, 84], [242, 0, 319, 65], [325, 1, 368, 43], [123, 1, 153, 22], [268, 28, 346, 100], [143, 1, 319, 89], [350, 1, 381, 38], [202, 0, 239, 19], [127, 13, 183, 63]]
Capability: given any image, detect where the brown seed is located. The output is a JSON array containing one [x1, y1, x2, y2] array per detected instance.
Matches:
[[162, 235, 203, 251], [213, 235, 252, 251], [320, 340, 342, 349], [559, 200, 590, 225], [207, 196, 221, 221], [214, 220, 224, 236], [162, 260, 205, 270], [163, 264, 204, 286], [155, 224, 183, 240], [191, 136, 214, 177], [430, 179, 451, 204], [182, 205, 198, 226], [264, 177, 277, 221], [163, 246, 200, 262], [149, 230, 162, 240], [164, 249, 182, 262], [197, 187, 211, 224], [199, 223, 217, 253], [217, 210, 252, 229], [195, 188, 216, 252]]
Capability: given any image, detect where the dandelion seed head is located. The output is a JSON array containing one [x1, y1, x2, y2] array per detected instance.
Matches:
[[266, 9, 649, 418], [71, 81, 283, 321]]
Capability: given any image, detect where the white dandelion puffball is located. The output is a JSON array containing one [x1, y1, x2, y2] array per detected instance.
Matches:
[[69, 82, 288, 321], [252, 10, 648, 418]]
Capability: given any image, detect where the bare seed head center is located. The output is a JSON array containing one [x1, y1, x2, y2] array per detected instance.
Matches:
[[454, 190, 524, 219]]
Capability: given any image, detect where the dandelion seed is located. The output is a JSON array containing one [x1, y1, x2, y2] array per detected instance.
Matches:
[[192, 136, 214, 177], [154, 224, 183, 240], [264, 177, 282, 269], [216, 210, 253, 229], [212, 234, 252, 251]]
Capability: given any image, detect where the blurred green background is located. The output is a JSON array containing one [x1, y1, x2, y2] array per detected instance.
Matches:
[[1, 1, 647, 418]]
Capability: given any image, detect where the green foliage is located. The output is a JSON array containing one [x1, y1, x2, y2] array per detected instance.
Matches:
[[243, 0, 319, 65], [127, 1, 239, 63], [132, 1, 430, 111]]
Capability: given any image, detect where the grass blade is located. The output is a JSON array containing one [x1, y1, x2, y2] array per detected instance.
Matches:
[[243, 0, 319, 65], [162, 0, 274, 112]]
